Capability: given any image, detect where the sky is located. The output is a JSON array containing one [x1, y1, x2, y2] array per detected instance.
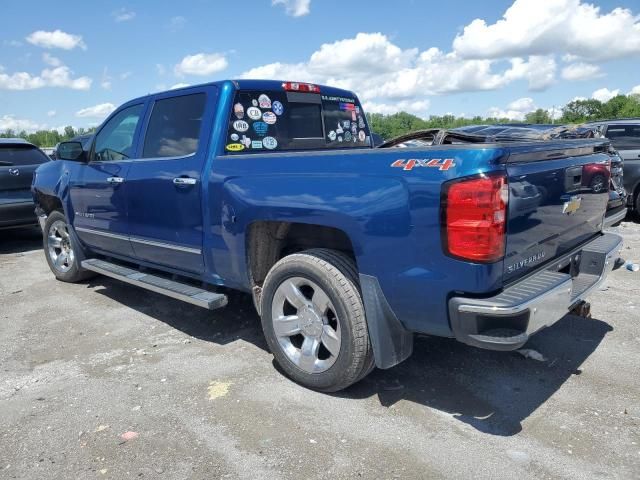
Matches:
[[1, 0, 640, 133]]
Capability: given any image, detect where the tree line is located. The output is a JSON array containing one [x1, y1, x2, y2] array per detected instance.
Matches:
[[2, 92, 640, 146], [369, 92, 640, 139], [0, 126, 96, 148]]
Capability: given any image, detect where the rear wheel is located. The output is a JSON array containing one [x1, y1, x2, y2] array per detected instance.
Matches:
[[260, 249, 373, 392], [43, 211, 94, 282]]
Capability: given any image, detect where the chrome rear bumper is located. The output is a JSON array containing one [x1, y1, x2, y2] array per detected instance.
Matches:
[[448, 233, 623, 351]]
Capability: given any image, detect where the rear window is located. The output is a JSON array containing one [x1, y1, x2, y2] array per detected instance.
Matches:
[[0, 145, 49, 166], [224, 90, 371, 153], [606, 125, 640, 150]]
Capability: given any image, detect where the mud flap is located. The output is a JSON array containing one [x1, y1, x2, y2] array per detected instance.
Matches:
[[359, 274, 413, 369]]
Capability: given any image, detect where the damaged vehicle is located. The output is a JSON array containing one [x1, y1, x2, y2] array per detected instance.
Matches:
[[32, 81, 622, 392], [380, 124, 628, 228]]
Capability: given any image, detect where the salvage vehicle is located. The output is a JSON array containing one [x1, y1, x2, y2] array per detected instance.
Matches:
[[584, 119, 640, 216], [0, 138, 50, 229], [32, 80, 623, 392], [380, 124, 628, 227]]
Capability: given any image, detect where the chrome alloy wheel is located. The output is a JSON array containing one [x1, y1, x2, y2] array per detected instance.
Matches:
[[47, 220, 75, 273], [271, 277, 341, 374]]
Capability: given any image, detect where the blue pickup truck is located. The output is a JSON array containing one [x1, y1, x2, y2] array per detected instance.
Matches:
[[32, 80, 623, 391]]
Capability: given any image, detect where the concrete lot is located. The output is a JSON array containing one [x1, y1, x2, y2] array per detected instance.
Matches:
[[1, 221, 639, 480]]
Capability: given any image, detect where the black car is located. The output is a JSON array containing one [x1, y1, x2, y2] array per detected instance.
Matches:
[[0, 138, 50, 229], [379, 123, 628, 227], [584, 119, 640, 216]]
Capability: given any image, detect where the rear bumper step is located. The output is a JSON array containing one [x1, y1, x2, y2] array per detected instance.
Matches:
[[448, 233, 623, 351], [81, 259, 228, 310]]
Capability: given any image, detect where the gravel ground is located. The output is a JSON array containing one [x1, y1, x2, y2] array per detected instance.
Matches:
[[1, 221, 639, 480]]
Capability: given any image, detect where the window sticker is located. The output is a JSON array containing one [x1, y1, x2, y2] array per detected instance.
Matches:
[[262, 111, 277, 125], [344, 131, 352, 142], [247, 106, 262, 120], [251, 140, 263, 149], [226, 143, 245, 152], [358, 130, 366, 142], [272, 101, 284, 116], [240, 135, 252, 148], [328, 130, 337, 141], [233, 120, 249, 133], [252, 121, 269, 137], [230, 133, 239, 141], [234, 103, 245, 119], [258, 94, 271, 109], [262, 136, 278, 149]]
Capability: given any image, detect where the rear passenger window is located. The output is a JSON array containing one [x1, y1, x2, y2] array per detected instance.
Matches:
[[606, 125, 640, 150], [0, 146, 49, 166], [225, 90, 371, 153], [142, 93, 206, 158]]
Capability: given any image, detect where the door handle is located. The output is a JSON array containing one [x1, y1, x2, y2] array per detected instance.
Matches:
[[173, 177, 197, 186], [106, 176, 124, 184]]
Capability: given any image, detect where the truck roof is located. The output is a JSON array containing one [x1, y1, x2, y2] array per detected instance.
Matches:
[[126, 79, 359, 109]]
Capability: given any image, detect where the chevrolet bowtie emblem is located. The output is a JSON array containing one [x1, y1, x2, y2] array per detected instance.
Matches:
[[563, 196, 582, 215]]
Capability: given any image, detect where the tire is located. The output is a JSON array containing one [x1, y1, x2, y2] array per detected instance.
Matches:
[[43, 210, 94, 283], [260, 249, 374, 392], [590, 174, 606, 193]]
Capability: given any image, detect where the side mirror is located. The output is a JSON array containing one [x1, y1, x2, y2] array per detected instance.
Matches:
[[57, 141, 87, 162]]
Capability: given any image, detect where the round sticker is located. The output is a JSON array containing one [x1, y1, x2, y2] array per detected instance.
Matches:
[[351, 124, 357, 135], [253, 121, 269, 136], [262, 136, 278, 150], [337, 136, 343, 142], [252, 99, 258, 107], [358, 130, 366, 142], [247, 107, 262, 120], [328, 130, 337, 141], [272, 101, 284, 116], [230, 133, 239, 141], [233, 120, 249, 133], [258, 94, 271, 109], [226, 143, 244, 152], [233, 103, 244, 119], [344, 131, 352, 142], [262, 111, 277, 125]]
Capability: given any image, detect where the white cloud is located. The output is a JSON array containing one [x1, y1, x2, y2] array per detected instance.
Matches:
[[561, 62, 602, 81], [364, 99, 431, 117], [0, 66, 91, 90], [241, 32, 560, 118], [120, 71, 132, 80], [42, 53, 62, 67], [592, 87, 620, 102], [113, 8, 136, 22], [453, 0, 640, 62], [76, 103, 116, 119], [629, 85, 640, 95], [508, 97, 535, 112], [26, 30, 86, 50], [0, 115, 46, 133], [174, 53, 228, 76], [169, 16, 186, 32], [47, 110, 57, 117], [272, 0, 311, 17], [170, 83, 191, 89], [101, 67, 112, 90]]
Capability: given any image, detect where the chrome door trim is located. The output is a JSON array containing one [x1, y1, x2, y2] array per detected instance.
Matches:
[[75, 226, 201, 255]]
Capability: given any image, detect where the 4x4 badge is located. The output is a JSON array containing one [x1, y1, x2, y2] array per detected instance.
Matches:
[[391, 158, 455, 171]]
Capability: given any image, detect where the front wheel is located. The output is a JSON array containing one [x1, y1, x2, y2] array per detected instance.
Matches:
[[260, 249, 373, 392], [43, 211, 94, 282]]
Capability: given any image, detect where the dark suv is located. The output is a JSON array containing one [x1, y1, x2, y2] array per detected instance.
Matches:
[[0, 138, 50, 229], [585, 119, 640, 216]]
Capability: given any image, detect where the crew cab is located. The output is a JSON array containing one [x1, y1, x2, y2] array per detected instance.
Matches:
[[32, 80, 623, 392]]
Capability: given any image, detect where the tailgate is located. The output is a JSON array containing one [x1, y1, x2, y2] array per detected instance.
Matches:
[[503, 142, 610, 283]]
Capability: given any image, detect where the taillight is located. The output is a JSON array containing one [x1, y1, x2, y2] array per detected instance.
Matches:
[[282, 82, 321, 93], [442, 173, 508, 263]]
